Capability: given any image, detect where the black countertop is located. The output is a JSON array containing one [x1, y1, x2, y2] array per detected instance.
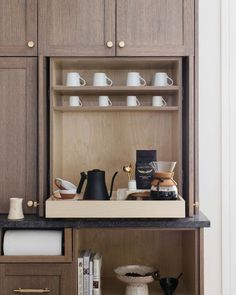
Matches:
[[0, 211, 210, 229]]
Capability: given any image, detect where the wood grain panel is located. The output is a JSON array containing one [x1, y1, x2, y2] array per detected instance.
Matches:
[[0, 0, 37, 56], [39, 0, 115, 56], [1, 263, 76, 295], [52, 111, 178, 192], [117, 0, 194, 56], [0, 58, 37, 214]]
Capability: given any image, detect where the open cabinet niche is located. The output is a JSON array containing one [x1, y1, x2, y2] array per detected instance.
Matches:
[[50, 57, 182, 195], [76, 229, 200, 295]]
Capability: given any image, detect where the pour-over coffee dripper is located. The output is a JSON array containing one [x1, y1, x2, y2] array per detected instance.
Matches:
[[159, 273, 183, 295]]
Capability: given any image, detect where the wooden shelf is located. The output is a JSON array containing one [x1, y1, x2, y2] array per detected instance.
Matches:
[[102, 278, 188, 295], [53, 106, 179, 112], [52, 85, 179, 95]]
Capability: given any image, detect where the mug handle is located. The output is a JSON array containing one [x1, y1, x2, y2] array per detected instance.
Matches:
[[108, 98, 112, 106], [78, 98, 83, 106], [139, 76, 147, 86], [162, 98, 167, 106], [106, 77, 113, 86], [167, 76, 174, 86], [79, 77, 86, 86], [136, 98, 141, 106]]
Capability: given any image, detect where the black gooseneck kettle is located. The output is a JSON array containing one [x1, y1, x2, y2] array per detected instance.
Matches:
[[77, 169, 118, 200]]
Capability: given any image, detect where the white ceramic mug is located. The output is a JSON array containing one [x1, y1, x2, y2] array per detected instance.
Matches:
[[153, 72, 174, 86], [69, 96, 82, 107], [127, 96, 141, 107], [126, 72, 146, 86], [152, 96, 167, 107], [93, 73, 113, 86], [99, 96, 112, 107], [66, 72, 86, 86], [8, 198, 24, 220]]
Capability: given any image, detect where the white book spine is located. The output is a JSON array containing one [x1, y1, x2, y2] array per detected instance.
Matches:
[[93, 254, 102, 295], [89, 258, 93, 295], [84, 251, 91, 295], [78, 255, 84, 295]]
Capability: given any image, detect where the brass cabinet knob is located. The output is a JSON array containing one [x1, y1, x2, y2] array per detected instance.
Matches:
[[118, 41, 125, 48], [106, 41, 113, 48], [27, 200, 39, 208], [27, 41, 35, 48]]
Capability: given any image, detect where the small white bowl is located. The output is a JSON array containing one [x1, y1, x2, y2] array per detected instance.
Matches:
[[114, 265, 155, 284], [59, 189, 76, 199], [55, 178, 77, 190]]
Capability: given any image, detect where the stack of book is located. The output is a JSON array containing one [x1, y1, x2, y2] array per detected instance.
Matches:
[[78, 250, 102, 295]]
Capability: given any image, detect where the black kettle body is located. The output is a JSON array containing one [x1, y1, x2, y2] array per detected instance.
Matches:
[[77, 169, 118, 200]]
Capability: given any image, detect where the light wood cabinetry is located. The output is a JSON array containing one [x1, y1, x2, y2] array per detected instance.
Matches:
[[117, 0, 194, 56], [0, 263, 76, 295], [0, 0, 37, 56], [38, 0, 115, 56], [0, 58, 37, 214], [38, 0, 194, 56]]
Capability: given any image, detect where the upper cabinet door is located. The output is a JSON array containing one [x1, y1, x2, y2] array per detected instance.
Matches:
[[38, 0, 116, 56], [0, 0, 37, 56], [117, 0, 194, 56]]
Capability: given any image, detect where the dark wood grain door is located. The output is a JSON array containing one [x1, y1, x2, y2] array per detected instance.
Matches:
[[1, 264, 75, 295], [0, 0, 37, 56], [39, 0, 115, 56], [116, 0, 194, 56], [0, 58, 37, 214]]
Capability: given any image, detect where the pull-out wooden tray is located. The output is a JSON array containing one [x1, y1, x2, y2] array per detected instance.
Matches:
[[45, 195, 185, 218]]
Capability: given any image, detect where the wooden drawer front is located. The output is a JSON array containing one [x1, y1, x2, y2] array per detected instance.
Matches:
[[5, 276, 59, 295], [1, 264, 76, 295]]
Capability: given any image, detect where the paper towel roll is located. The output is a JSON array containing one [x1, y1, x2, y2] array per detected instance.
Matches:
[[3, 230, 62, 256]]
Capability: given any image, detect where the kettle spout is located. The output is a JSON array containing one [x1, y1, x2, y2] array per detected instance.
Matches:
[[109, 171, 118, 199]]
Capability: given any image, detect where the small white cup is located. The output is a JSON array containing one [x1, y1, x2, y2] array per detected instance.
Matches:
[[128, 180, 137, 190], [8, 198, 24, 220], [152, 96, 167, 107], [69, 96, 82, 107], [127, 96, 141, 107], [93, 73, 113, 86], [66, 72, 86, 86], [153, 72, 174, 86], [99, 96, 112, 107], [127, 72, 146, 86]]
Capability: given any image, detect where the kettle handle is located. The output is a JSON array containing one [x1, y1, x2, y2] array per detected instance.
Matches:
[[77, 172, 87, 194], [109, 171, 118, 199]]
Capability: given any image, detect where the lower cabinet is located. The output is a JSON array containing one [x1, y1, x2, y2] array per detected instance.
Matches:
[[0, 263, 76, 295]]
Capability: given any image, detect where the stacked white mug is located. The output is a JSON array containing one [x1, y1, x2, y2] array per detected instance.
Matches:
[[66, 72, 86, 107], [126, 72, 145, 107]]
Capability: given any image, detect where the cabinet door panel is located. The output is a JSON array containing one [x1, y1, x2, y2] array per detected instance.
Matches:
[[39, 0, 115, 56], [1, 264, 75, 295], [117, 0, 194, 56], [0, 58, 37, 214], [0, 0, 37, 56]]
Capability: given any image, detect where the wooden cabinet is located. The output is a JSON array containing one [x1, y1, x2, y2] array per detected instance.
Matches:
[[0, 0, 37, 56], [38, 0, 194, 56], [0, 58, 37, 214], [0, 264, 75, 295], [117, 0, 194, 56], [38, 0, 115, 56]]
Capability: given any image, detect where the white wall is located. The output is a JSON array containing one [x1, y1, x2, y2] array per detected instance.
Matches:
[[199, 0, 222, 294]]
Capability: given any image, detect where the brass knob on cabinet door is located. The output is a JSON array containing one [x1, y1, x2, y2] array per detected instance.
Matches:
[[27, 200, 39, 208], [27, 41, 35, 48], [118, 41, 125, 48], [106, 41, 113, 48]]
